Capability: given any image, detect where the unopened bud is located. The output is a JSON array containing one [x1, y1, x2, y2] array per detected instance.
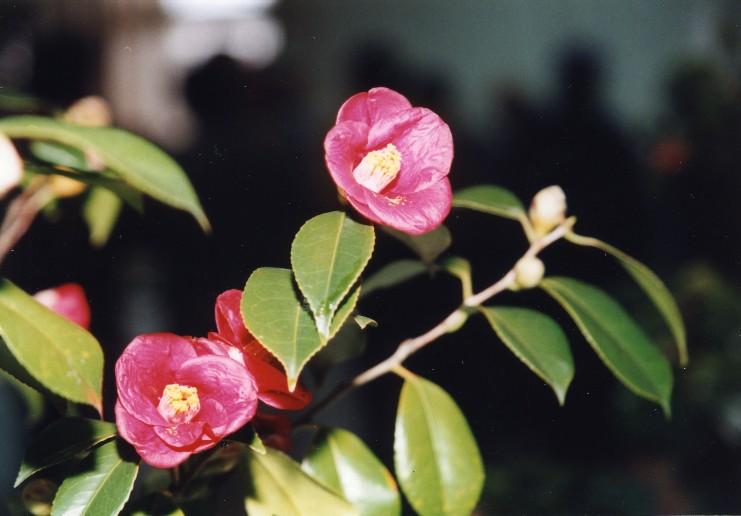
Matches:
[[49, 175, 86, 198], [514, 256, 545, 289], [22, 478, 57, 516], [529, 185, 566, 236], [0, 134, 22, 198], [63, 96, 112, 127]]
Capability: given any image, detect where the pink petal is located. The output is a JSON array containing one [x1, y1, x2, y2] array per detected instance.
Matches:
[[214, 290, 250, 344], [337, 87, 412, 125], [154, 421, 205, 448], [115, 401, 191, 469], [363, 178, 452, 235], [34, 283, 91, 330], [324, 120, 369, 200], [176, 355, 258, 436], [193, 335, 246, 366], [115, 334, 197, 426], [199, 398, 229, 436]]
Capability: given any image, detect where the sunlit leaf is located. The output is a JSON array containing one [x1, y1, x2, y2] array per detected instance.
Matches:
[[395, 374, 484, 516], [303, 428, 401, 516], [353, 315, 377, 330], [452, 184, 525, 220], [383, 225, 451, 265], [51, 440, 139, 516], [291, 212, 374, 337], [566, 232, 688, 366], [480, 307, 574, 404], [83, 187, 123, 248], [0, 116, 209, 230], [329, 285, 361, 339], [361, 260, 426, 298], [541, 276, 673, 415], [0, 279, 103, 413]]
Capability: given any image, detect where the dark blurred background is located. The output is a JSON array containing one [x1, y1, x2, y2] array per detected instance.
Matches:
[[2, 0, 741, 513]]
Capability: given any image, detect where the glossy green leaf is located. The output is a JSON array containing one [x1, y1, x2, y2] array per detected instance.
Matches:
[[31, 141, 89, 170], [541, 276, 673, 414], [566, 233, 688, 366], [440, 256, 473, 299], [383, 225, 451, 265], [83, 187, 123, 248], [303, 428, 401, 516], [291, 212, 374, 337], [452, 184, 525, 220], [0, 279, 103, 413], [361, 260, 426, 298], [51, 440, 139, 516], [244, 447, 357, 516], [480, 307, 574, 404], [329, 285, 361, 339], [242, 267, 323, 391], [16, 417, 117, 487], [0, 116, 209, 230], [353, 315, 377, 329], [394, 374, 484, 516]]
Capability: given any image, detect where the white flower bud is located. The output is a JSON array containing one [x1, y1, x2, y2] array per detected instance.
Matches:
[[529, 185, 566, 236], [0, 134, 22, 198], [514, 256, 545, 289]]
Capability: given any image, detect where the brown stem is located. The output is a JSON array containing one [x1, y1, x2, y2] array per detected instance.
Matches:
[[0, 183, 53, 267]]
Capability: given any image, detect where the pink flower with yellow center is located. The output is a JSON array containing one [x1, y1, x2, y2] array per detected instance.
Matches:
[[325, 87, 454, 235], [115, 333, 258, 468]]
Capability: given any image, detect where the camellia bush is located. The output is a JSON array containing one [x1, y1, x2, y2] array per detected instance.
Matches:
[[0, 87, 686, 515]]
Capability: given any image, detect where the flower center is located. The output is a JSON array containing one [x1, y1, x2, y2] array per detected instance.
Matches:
[[353, 143, 402, 193], [158, 383, 200, 424]]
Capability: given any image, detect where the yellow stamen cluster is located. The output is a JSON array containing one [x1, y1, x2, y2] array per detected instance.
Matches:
[[158, 383, 200, 424], [353, 143, 402, 193]]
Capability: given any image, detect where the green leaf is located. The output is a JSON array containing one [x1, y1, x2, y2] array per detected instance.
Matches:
[[0, 116, 209, 230], [394, 374, 484, 516], [566, 233, 688, 366], [16, 417, 117, 487], [31, 141, 89, 170], [541, 276, 674, 414], [291, 212, 374, 337], [51, 440, 139, 516], [303, 428, 401, 516], [329, 285, 361, 339], [452, 184, 525, 220], [243, 447, 357, 516], [241, 267, 322, 391], [123, 493, 184, 516], [0, 369, 45, 424], [439, 256, 473, 299], [383, 225, 451, 265], [353, 315, 377, 330], [480, 307, 574, 404], [0, 279, 103, 413], [83, 187, 123, 248], [361, 260, 426, 298]]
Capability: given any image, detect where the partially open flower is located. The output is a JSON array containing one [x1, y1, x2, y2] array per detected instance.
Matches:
[[0, 134, 22, 199], [529, 185, 567, 236], [34, 283, 91, 330], [211, 290, 311, 410], [115, 333, 258, 468], [325, 87, 454, 235], [513, 256, 545, 290]]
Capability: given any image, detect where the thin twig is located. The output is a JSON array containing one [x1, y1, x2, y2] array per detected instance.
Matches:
[[298, 218, 574, 424], [0, 183, 53, 266]]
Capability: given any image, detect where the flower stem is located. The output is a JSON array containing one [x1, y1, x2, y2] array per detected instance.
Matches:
[[298, 219, 574, 424], [0, 180, 54, 267]]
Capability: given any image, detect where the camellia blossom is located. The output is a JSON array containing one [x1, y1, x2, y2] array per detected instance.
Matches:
[[324, 87, 454, 235], [211, 289, 311, 410], [34, 283, 91, 330], [115, 333, 258, 468]]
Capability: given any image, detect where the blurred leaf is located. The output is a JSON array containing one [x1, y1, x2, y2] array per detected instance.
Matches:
[[353, 315, 377, 329], [0, 91, 45, 112], [566, 233, 688, 366], [0, 369, 45, 424], [361, 260, 426, 298], [291, 212, 374, 337], [0, 116, 209, 230], [383, 225, 451, 265], [395, 374, 484, 516], [243, 447, 357, 516], [480, 307, 574, 404], [51, 440, 139, 516], [440, 256, 473, 299], [123, 493, 183, 516], [249, 432, 267, 455], [0, 278, 103, 413], [83, 187, 123, 248], [452, 184, 525, 220], [303, 427, 401, 516], [16, 417, 117, 487], [541, 277, 673, 415], [242, 267, 323, 391], [31, 141, 89, 170]]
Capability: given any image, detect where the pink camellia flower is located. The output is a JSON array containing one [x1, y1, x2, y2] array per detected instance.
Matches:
[[211, 290, 311, 410], [34, 283, 91, 330], [324, 87, 454, 235], [115, 333, 258, 468]]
